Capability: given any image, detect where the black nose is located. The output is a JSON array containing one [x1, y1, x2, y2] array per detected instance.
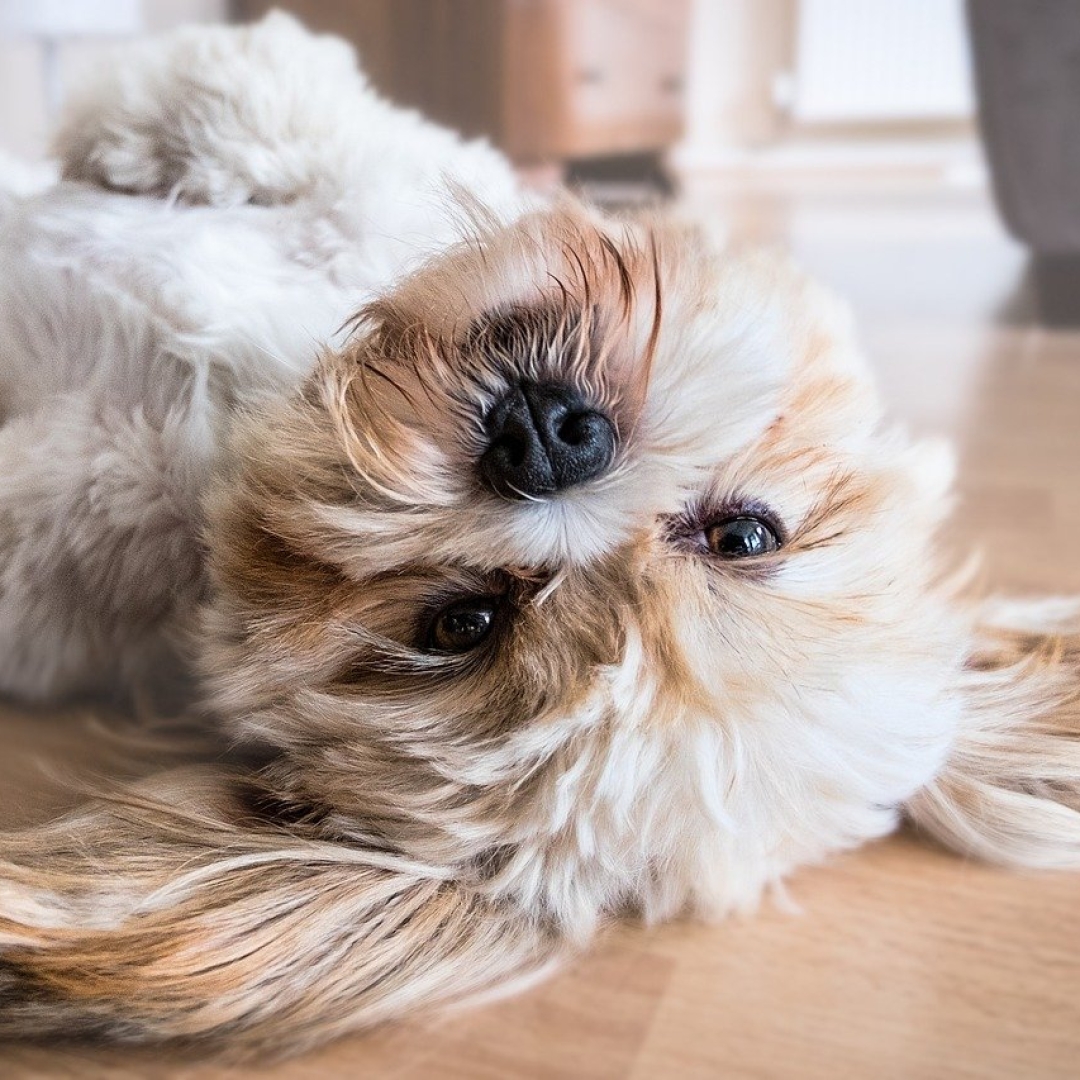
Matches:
[[480, 382, 616, 499]]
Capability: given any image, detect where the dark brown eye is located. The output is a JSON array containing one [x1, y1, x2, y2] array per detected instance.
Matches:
[[427, 597, 499, 652], [705, 516, 781, 559]]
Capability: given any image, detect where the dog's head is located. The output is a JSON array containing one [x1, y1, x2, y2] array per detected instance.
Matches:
[[9, 12, 1080, 1052], [201, 202, 972, 926], [10, 163, 1080, 1068]]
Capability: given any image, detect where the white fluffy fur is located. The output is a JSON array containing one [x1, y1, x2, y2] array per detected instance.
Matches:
[[0, 11, 1077, 1057], [0, 12, 524, 701]]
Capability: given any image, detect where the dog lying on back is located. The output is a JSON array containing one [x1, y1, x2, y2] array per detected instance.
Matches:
[[0, 12, 1078, 1057]]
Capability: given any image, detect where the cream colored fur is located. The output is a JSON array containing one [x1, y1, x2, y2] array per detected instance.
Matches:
[[0, 11, 1077, 1058]]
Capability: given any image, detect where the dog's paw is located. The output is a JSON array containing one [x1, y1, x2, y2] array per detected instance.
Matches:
[[55, 12, 367, 207]]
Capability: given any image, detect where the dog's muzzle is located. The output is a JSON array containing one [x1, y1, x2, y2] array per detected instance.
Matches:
[[479, 381, 616, 499]]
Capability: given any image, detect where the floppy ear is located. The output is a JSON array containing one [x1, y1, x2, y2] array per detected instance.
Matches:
[[0, 767, 558, 1056], [907, 599, 1080, 867]]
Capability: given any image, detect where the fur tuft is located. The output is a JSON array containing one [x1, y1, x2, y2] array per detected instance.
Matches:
[[907, 600, 1080, 867], [0, 768, 559, 1054]]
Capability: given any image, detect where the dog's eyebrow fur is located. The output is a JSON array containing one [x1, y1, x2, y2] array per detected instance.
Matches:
[[464, 303, 577, 355]]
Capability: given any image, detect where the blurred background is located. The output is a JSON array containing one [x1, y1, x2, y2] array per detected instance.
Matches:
[[0, 1, 983, 189]]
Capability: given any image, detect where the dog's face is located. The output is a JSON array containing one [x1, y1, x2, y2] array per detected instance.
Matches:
[[203, 204, 966, 925]]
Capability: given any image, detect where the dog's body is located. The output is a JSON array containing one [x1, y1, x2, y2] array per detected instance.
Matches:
[[0, 13, 1078, 1057], [0, 13, 524, 702]]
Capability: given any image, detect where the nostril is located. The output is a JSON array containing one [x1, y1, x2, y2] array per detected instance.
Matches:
[[490, 432, 527, 467], [551, 409, 616, 486], [557, 412, 589, 446]]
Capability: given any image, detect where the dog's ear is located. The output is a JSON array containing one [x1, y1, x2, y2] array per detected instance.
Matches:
[[0, 767, 557, 1056], [907, 600, 1080, 867]]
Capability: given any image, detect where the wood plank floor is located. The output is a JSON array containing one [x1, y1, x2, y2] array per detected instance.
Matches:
[[4, 177, 1080, 1078]]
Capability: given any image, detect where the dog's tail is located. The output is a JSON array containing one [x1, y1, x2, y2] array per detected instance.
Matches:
[[0, 767, 559, 1056], [906, 598, 1080, 867]]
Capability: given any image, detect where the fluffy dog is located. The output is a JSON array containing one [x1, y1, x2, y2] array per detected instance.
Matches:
[[0, 12, 1078, 1057]]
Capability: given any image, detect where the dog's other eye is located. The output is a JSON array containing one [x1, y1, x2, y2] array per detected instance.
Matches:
[[705, 516, 781, 559], [427, 597, 500, 652]]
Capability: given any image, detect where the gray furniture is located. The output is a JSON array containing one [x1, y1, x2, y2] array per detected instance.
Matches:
[[968, 0, 1080, 321]]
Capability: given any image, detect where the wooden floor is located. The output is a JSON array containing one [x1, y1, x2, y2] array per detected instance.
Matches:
[[5, 177, 1080, 1078]]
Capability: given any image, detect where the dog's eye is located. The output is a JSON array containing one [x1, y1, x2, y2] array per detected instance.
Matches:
[[705, 516, 781, 559], [427, 597, 499, 652]]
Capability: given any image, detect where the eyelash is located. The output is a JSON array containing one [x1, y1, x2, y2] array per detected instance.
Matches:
[[665, 498, 786, 550]]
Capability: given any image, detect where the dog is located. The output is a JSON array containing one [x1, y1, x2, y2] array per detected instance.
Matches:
[[0, 11, 1078, 1058]]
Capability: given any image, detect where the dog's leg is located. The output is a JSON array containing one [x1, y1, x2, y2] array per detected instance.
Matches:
[[0, 402, 208, 703], [54, 13, 371, 207], [907, 599, 1080, 866], [0, 767, 557, 1055]]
